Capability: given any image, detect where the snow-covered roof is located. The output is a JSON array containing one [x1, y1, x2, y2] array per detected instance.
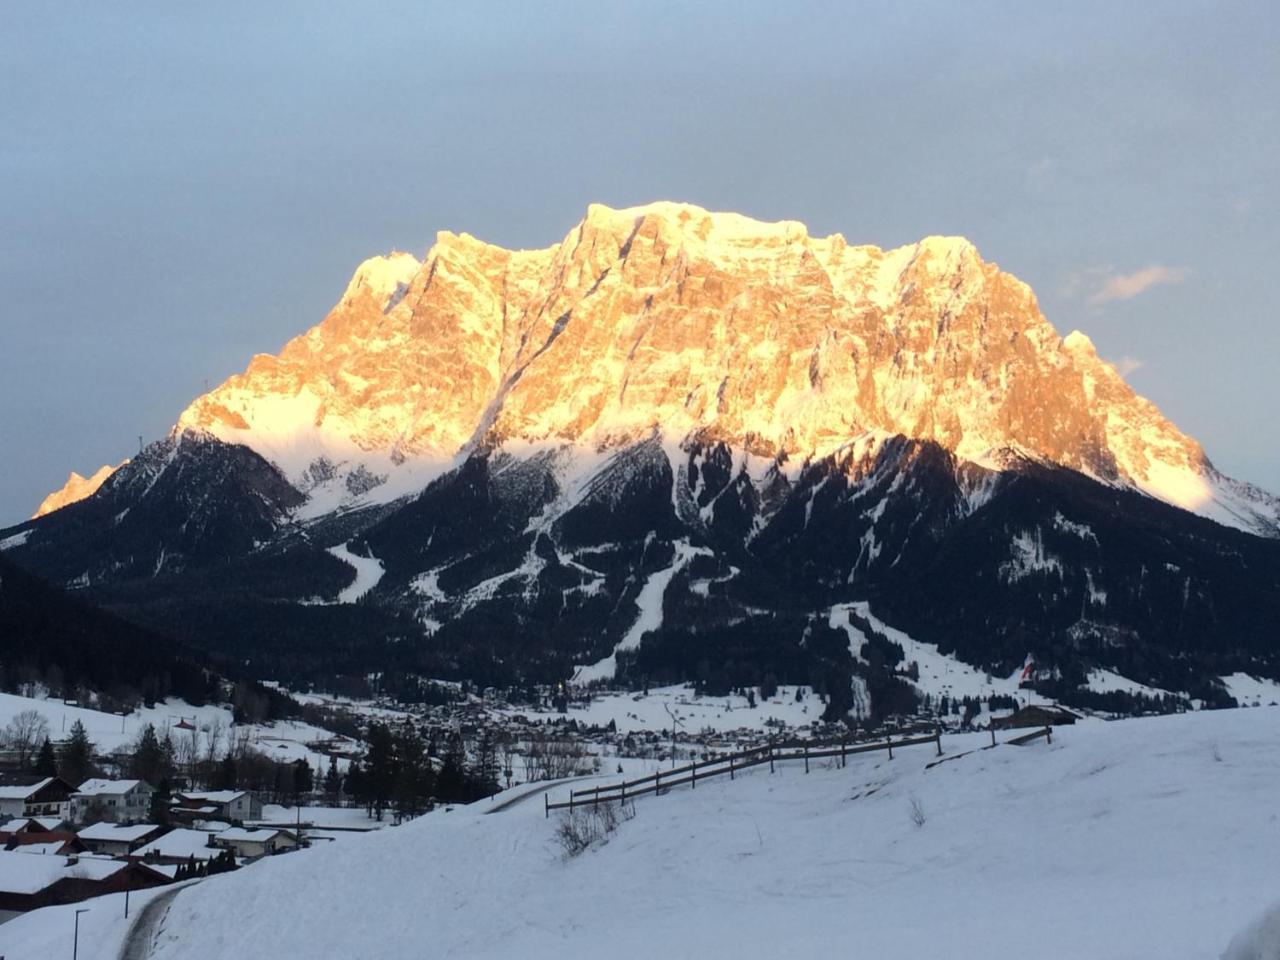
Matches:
[[0, 849, 124, 894], [178, 790, 247, 804], [11, 840, 67, 856], [77, 822, 160, 842], [0, 777, 52, 800], [134, 828, 216, 860], [0, 817, 56, 833], [74, 778, 146, 797], [217, 827, 291, 843]]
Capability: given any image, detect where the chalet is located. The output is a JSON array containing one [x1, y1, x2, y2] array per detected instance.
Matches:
[[991, 704, 1081, 730], [211, 826, 299, 860], [4, 831, 86, 856], [76, 822, 166, 857], [0, 775, 75, 820], [0, 817, 66, 841], [132, 827, 217, 866], [0, 849, 170, 924], [70, 779, 155, 824], [173, 789, 262, 823]]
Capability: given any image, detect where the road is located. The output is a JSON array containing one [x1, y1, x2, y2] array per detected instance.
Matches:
[[119, 884, 190, 960], [484, 774, 602, 814]]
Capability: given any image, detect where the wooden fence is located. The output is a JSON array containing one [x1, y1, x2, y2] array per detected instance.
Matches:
[[546, 729, 945, 816]]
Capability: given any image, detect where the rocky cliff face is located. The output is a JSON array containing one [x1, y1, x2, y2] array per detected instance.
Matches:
[[34, 463, 123, 518], [171, 202, 1277, 535], [10, 202, 1280, 712]]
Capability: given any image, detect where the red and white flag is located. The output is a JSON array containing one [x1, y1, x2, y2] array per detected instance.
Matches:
[[1019, 653, 1035, 683]]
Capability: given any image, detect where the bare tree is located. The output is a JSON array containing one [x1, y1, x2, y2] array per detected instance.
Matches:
[[3, 710, 51, 768], [203, 716, 225, 764]]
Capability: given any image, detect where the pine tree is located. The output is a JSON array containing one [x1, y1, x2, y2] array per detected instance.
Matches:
[[323, 755, 342, 804], [363, 723, 396, 820], [59, 719, 95, 786], [35, 737, 57, 777], [130, 723, 168, 786]]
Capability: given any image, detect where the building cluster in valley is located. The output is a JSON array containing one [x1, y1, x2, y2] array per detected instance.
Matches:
[[0, 772, 299, 924]]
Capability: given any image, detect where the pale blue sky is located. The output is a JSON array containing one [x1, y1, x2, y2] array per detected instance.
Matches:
[[2, 2, 1277, 522]]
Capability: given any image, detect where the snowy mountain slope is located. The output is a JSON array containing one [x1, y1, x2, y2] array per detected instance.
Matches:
[[7, 708, 1277, 960]]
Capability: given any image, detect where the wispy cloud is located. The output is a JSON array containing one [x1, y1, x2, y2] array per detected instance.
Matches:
[[1085, 265, 1187, 306], [1112, 356, 1144, 378]]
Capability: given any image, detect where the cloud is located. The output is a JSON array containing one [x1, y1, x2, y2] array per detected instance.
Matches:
[[1086, 265, 1187, 306], [1112, 356, 1144, 378]]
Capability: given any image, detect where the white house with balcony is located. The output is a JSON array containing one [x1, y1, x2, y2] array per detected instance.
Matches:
[[70, 779, 154, 824]]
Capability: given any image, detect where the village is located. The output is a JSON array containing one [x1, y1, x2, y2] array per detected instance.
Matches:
[[0, 676, 1079, 928]]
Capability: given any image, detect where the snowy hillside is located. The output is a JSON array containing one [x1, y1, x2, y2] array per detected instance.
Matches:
[[8, 707, 1279, 959], [0, 691, 345, 771]]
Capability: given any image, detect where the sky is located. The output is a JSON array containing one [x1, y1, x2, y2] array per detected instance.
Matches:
[[1, 2, 1277, 523]]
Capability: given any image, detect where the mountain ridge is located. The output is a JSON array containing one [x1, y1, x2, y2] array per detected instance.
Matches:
[[7, 202, 1279, 712], [130, 201, 1279, 537]]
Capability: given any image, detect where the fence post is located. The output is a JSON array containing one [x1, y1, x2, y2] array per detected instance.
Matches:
[[769, 744, 775, 774], [935, 727, 943, 757], [730, 755, 735, 781], [1046, 726, 1052, 745], [691, 760, 697, 790], [620, 780, 626, 805], [991, 727, 996, 748], [544, 793, 549, 819], [655, 769, 661, 795], [803, 743, 809, 774], [886, 735, 893, 760]]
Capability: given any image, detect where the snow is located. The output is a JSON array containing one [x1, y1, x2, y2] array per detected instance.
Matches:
[[573, 540, 710, 683], [832, 603, 1027, 706], [0, 692, 348, 773], [73, 779, 141, 798], [0, 529, 32, 551], [326, 542, 385, 603], [998, 528, 1064, 583], [1221, 673, 1280, 707], [0, 884, 176, 959], [496, 684, 823, 735], [0, 848, 126, 894], [133, 828, 218, 861], [1086, 668, 1174, 699], [2, 708, 1270, 959], [76, 823, 157, 843]]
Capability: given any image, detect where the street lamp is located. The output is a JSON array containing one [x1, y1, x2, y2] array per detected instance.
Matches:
[[73, 908, 90, 960]]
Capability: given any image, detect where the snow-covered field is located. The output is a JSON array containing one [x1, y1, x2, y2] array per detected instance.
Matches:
[[497, 683, 825, 735], [7, 707, 1279, 959], [0, 691, 347, 772]]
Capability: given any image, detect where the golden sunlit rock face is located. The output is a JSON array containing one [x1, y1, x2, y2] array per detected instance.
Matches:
[[33, 463, 124, 518], [177, 202, 1209, 495]]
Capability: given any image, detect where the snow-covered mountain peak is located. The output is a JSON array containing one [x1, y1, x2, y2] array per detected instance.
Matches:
[[46, 203, 1278, 536]]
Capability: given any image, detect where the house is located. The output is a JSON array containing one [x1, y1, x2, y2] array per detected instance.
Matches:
[[132, 827, 217, 866], [173, 789, 262, 823], [991, 704, 1080, 730], [0, 817, 66, 841], [0, 849, 170, 924], [70, 779, 155, 824], [76, 822, 166, 857], [0, 775, 76, 820], [211, 826, 299, 860], [4, 830, 86, 856]]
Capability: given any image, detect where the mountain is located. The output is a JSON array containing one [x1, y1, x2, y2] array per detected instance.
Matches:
[[33, 462, 124, 518], [0, 550, 219, 707], [5, 202, 1279, 710]]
